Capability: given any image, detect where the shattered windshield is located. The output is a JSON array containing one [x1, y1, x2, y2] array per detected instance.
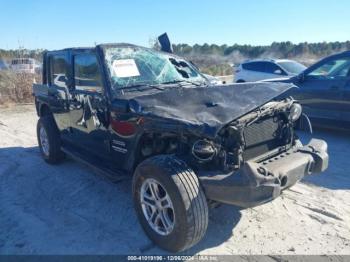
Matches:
[[104, 46, 207, 90]]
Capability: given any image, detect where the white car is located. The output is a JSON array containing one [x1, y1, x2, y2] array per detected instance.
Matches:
[[10, 58, 41, 74], [234, 59, 306, 83]]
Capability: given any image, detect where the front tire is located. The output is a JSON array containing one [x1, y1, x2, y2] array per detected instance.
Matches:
[[37, 115, 65, 164], [132, 155, 208, 252]]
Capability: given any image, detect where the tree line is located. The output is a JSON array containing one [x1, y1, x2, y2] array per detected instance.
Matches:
[[1, 40, 349, 75], [171, 41, 350, 75], [173, 41, 350, 59], [0, 49, 44, 61]]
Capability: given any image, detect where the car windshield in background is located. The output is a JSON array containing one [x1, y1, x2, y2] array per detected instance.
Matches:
[[104, 47, 207, 90], [308, 58, 350, 78], [277, 61, 306, 75]]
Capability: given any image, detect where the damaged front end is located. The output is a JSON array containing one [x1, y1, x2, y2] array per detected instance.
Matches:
[[184, 98, 329, 207], [198, 138, 328, 207], [100, 44, 328, 207]]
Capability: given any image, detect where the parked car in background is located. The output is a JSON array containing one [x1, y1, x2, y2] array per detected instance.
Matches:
[[0, 59, 9, 70], [265, 51, 350, 130], [234, 59, 306, 83], [10, 58, 41, 74]]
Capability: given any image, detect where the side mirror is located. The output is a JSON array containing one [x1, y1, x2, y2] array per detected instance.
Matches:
[[274, 69, 282, 75], [297, 72, 305, 83]]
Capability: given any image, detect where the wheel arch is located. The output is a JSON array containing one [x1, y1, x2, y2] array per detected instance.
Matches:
[[39, 103, 52, 117], [130, 131, 183, 172]]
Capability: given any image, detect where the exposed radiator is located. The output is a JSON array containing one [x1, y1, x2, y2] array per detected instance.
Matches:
[[243, 116, 287, 160]]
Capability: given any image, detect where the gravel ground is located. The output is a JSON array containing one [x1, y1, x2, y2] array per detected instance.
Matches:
[[0, 104, 349, 255]]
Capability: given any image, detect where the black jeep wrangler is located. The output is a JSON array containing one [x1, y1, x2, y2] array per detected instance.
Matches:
[[33, 43, 328, 252]]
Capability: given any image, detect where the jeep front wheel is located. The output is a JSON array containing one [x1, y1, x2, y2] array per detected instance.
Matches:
[[132, 155, 208, 252]]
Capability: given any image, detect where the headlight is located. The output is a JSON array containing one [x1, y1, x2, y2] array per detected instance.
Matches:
[[192, 140, 216, 161], [290, 103, 302, 122]]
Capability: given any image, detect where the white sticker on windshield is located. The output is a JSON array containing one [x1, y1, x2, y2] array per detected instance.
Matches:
[[112, 59, 140, 78]]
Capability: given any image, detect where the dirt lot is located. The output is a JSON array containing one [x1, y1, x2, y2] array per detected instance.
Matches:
[[0, 105, 350, 255]]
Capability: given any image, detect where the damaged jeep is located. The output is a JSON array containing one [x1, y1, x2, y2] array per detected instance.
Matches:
[[33, 43, 328, 252]]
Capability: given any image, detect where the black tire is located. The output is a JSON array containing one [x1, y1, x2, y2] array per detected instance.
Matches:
[[37, 115, 65, 164], [132, 155, 208, 252]]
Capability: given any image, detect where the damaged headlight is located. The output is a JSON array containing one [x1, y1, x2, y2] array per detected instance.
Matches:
[[289, 103, 302, 122], [192, 140, 216, 161]]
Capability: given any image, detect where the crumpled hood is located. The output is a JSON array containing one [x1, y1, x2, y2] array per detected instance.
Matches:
[[128, 82, 295, 138]]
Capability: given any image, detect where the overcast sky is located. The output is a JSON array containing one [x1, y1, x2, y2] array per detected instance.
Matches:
[[0, 0, 349, 50]]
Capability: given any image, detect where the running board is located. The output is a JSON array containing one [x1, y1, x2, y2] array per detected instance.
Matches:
[[61, 146, 130, 183]]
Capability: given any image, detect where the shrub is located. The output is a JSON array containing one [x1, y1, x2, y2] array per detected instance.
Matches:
[[0, 71, 40, 105]]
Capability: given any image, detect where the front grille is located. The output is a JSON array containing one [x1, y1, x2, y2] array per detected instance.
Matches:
[[243, 116, 287, 160]]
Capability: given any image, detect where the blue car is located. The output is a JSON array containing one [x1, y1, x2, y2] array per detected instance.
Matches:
[[270, 51, 350, 130]]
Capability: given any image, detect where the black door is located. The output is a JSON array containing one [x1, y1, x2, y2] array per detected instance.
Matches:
[[68, 51, 110, 158], [46, 52, 71, 140], [341, 79, 350, 127], [295, 56, 350, 123]]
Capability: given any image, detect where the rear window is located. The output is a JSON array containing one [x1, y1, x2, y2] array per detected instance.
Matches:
[[49, 54, 69, 88]]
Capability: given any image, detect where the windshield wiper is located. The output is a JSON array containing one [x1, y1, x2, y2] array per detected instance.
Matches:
[[116, 83, 165, 92], [114, 79, 206, 93], [160, 79, 205, 87]]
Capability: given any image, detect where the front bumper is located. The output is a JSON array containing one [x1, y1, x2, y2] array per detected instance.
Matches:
[[198, 139, 328, 208]]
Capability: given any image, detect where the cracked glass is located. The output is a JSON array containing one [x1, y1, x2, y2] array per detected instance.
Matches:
[[104, 46, 207, 91]]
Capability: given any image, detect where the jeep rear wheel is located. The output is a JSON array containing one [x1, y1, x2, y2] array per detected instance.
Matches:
[[37, 115, 65, 164], [132, 155, 208, 252]]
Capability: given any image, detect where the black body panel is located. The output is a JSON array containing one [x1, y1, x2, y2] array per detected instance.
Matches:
[[126, 82, 294, 138], [32, 43, 329, 208]]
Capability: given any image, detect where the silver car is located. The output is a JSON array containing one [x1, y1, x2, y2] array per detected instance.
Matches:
[[234, 59, 306, 83]]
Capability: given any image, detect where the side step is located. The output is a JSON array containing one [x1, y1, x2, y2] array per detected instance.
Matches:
[[61, 146, 130, 183]]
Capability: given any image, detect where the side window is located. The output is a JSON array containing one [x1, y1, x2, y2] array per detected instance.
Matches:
[[242, 62, 254, 71], [74, 53, 102, 92], [50, 54, 68, 88], [265, 62, 284, 74], [308, 58, 350, 78], [243, 62, 265, 72]]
